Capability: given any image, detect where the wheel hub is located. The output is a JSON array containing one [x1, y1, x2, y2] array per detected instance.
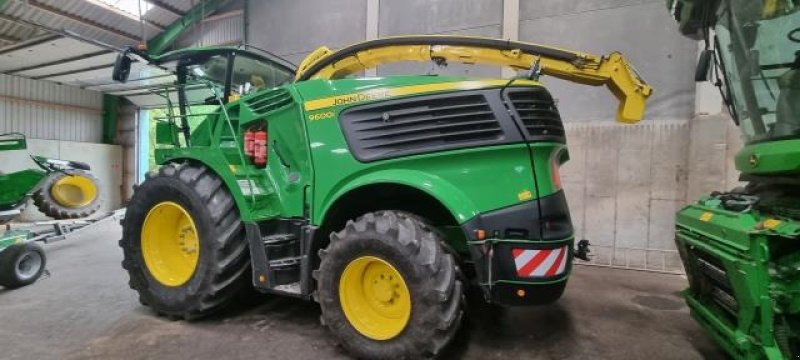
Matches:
[[140, 201, 200, 287], [50, 175, 98, 208], [15, 251, 42, 281], [339, 256, 411, 340]]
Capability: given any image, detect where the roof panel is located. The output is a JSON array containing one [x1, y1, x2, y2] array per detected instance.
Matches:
[[0, 0, 237, 105], [14, 52, 118, 77], [52, 61, 172, 88], [0, 0, 203, 50], [88, 74, 176, 93], [3, 1, 138, 47], [0, 37, 107, 72], [44, 66, 117, 84]]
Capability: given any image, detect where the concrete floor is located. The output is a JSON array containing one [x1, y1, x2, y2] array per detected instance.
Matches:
[[0, 221, 728, 360]]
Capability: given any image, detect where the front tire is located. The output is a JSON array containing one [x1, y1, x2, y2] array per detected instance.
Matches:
[[120, 162, 250, 319], [316, 211, 464, 359], [0, 242, 46, 288]]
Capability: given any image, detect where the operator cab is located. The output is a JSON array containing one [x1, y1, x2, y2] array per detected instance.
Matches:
[[689, 2, 800, 144], [155, 47, 296, 105], [113, 46, 296, 145], [113, 46, 296, 106]]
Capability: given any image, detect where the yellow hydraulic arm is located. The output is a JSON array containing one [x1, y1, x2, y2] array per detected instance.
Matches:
[[295, 36, 653, 124]]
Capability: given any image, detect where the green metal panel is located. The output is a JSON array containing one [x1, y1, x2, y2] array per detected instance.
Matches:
[[0, 133, 27, 151], [102, 94, 119, 145], [676, 195, 800, 360], [735, 139, 800, 175], [155, 121, 179, 145], [0, 169, 47, 208], [0, 230, 29, 253], [294, 76, 556, 226]]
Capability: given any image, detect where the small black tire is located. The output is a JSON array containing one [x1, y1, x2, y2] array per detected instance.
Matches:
[[34, 171, 104, 219], [0, 242, 46, 289], [316, 211, 464, 359], [119, 162, 251, 319]]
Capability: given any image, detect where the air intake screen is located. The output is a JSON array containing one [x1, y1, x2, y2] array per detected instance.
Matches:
[[244, 88, 293, 115], [340, 91, 511, 161], [506, 88, 565, 141]]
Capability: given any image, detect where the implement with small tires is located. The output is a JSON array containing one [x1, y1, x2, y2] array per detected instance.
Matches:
[[0, 211, 121, 288]]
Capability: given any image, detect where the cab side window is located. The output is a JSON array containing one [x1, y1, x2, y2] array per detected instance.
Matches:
[[231, 55, 294, 97], [183, 55, 230, 105]]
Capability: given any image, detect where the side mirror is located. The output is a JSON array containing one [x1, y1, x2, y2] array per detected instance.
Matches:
[[695, 49, 713, 82], [113, 53, 132, 83]]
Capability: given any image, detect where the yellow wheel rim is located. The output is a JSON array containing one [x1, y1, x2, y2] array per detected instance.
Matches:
[[339, 256, 411, 340], [141, 201, 200, 287], [50, 175, 98, 208]]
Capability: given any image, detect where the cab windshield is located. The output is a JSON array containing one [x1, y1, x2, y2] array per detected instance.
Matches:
[[715, 0, 800, 143]]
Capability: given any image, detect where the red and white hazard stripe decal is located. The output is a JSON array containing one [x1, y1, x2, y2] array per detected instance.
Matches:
[[512, 246, 568, 277]]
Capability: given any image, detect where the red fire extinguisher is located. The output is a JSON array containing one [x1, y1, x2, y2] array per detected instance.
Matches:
[[253, 130, 268, 167], [243, 130, 255, 157]]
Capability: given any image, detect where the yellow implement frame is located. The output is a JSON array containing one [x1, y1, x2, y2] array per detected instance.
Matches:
[[296, 35, 653, 123]]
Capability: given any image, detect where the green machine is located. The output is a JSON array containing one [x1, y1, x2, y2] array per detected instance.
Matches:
[[0, 132, 103, 223], [113, 36, 651, 358], [670, 0, 800, 358]]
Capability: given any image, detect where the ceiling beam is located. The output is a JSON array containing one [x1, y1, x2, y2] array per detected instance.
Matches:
[[147, 0, 229, 56], [0, 13, 125, 52], [149, 0, 186, 17], [203, 9, 242, 22], [0, 13, 39, 31], [33, 63, 115, 80], [5, 50, 112, 74], [25, 0, 141, 42], [0, 33, 61, 56], [0, 34, 20, 43]]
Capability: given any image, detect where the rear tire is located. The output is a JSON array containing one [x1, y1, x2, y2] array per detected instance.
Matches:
[[316, 211, 464, 359], [119, 162, 250, 319], [0, 242, 46, 289], [34, 171, 103, 219]]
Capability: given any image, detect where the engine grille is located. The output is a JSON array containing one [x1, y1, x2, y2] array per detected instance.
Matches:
[[506, 88, 565, 140], [340, 91, 511, 161], [244, 88, 293, 115]]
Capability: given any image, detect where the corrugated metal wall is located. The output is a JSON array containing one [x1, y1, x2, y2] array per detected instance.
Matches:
[[175, 14, 244, 48], [0, 73, 103, 142]]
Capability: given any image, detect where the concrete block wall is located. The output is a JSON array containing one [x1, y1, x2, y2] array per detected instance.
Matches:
[[562, 121, 689, 272], [562, 116, 742, 272]]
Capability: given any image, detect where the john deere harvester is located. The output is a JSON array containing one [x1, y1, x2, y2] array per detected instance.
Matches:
[[669, 1, 800, 358], [113, 36, 651, 358]]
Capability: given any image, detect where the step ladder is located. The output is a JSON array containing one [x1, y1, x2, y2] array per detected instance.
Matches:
[[246, 220, 314, 298]]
